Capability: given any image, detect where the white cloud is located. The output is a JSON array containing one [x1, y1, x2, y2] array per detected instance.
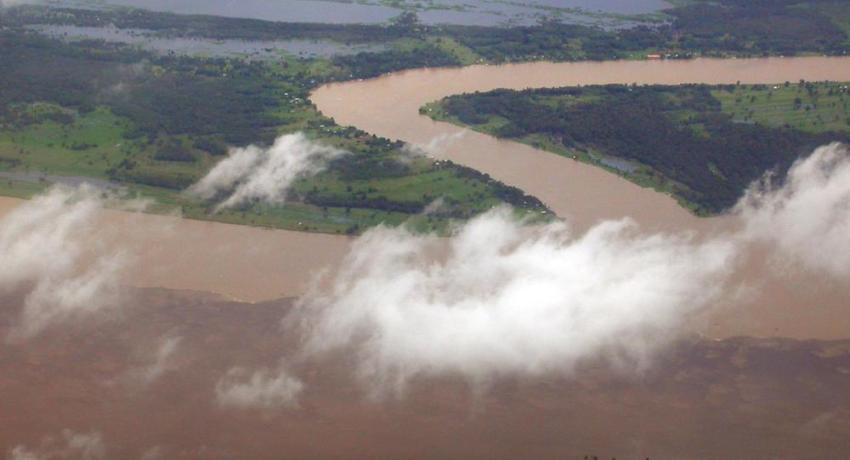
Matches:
[[736, 142, 850, 277], [297, 207, 736, 395], [9, 430, 106, 460], [7, 448, 38, 460], [138, 446, 163, 460], [215, 366, 304, 409], [0, 185, 135, 341], [188, 132, 345, 211], [130, 334, 182, 384], [403, 130, 467, 157]]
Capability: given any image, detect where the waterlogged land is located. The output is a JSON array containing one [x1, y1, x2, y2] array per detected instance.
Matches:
[[424, 82, 850, 213], [26, 24, 391, 59], [29, 0, 672, 27], [12, 0, 850, 68]]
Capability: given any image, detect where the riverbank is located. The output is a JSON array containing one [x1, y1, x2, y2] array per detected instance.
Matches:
[[313, 56, 850, 232], [2, 56, 849, 340], [311, 56, 850, 340], [422, 81, 850, 214]]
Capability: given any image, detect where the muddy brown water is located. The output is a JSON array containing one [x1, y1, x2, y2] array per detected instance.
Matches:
[[0, 197, 351, 303], [2, 56, 850, 338], [3, 288, 850, 459], [313, 57, 850, 233], [4, 57, 850, 459], [313, 56, 850, 340]]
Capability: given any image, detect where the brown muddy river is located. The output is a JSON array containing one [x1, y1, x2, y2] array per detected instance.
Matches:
[[3, 56, 850, 338], [314, 57, 850, 233]]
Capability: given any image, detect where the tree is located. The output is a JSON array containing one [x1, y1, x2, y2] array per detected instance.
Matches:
[[391, 11, 420, 30]]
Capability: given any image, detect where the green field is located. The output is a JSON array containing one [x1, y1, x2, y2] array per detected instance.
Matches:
[[0, 100, 543, 235], [426, 36, 484, 66], [713, 82, 850, 133], [0, 105, 137, 176]]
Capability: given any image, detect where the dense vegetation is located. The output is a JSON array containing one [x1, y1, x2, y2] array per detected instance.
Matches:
[[1, 0, 850, 230], [4, 0, 850, 70], [668, 0, 850, 55], [0, 30, 546, 233], [427, 82, 850, 213]]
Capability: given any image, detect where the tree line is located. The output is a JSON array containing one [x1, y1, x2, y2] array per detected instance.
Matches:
[[439, 85, 850, 213]]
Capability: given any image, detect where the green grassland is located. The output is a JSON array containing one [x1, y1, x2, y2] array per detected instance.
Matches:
[[426, 36, 484, 66], [0, 100, 543, 234], [713, 82, 850, 133], [0, 106, 135, 176]]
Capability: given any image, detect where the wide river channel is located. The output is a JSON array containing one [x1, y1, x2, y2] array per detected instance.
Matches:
[[4, 56, 850, 338]]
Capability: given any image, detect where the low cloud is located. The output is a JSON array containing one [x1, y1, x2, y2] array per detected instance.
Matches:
[[127, 334, 182, 385], [297, 207, 736, 395], [0, 185, 137, 341], [188, 132, 345, 211], [736, 142, 850, 277], [9, 430, 106, 460], [403, 130, 467, 158], [139, 446, 164, 460], [215, 366, 304, 409]]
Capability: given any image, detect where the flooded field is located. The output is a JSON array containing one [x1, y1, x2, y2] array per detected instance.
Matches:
[[30, 0, 671, 27], [27, 24, 388, 59]]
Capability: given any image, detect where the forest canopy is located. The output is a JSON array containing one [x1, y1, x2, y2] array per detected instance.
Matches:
[[429, 83, 850, 213]]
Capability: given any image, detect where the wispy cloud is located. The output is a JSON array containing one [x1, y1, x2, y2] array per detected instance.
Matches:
[[139, 446, 164, 460], [195, 141, 850, 402], [402, 130, 467, 158], [736, 142, 850, 277], [188, 132, 346, 211], [297, 207, 736, 395], [0, 185, 139, 341], [215, 366, 304, 409], [9, 430, 106, 460], [127, 334, 182, 385]]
